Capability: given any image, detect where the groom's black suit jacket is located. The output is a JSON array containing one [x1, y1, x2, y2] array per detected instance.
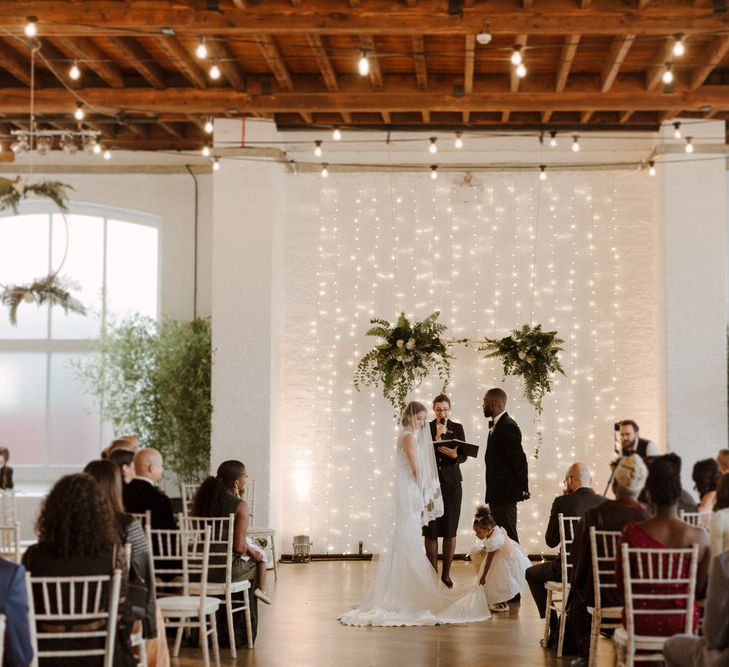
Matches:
[[484, 412, 529, 505], [429, 419, 467, 484]]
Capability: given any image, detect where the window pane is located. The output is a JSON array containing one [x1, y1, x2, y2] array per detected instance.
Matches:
[[0, 214, 50, 339], [106, 220, 159, 321], [0, 353, 47, 464], [48, 353, 101, 465], [50, 214, 104, 339]]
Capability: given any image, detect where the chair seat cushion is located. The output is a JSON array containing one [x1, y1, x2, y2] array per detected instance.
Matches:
[[158, 596, 220, 615]]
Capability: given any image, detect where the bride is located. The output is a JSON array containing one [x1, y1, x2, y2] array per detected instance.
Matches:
[[338, 400, 491, 626]]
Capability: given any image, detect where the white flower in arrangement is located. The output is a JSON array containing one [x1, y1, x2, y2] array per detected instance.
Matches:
[[526, 356, 535, 364], [518, 350, 526, 360], [406, 337, 416, 350], [12, 177, 24, 194], [396, 339, 405, 348], [396, 355, 404, 362]]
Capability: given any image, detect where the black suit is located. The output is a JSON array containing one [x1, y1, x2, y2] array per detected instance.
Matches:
[[422, 419, 467, 539], [122, 478, 177, 530], [484, 412, 528, 543]]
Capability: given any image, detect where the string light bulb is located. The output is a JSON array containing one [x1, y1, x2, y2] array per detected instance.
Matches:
[[510, 44, 523, 66], [358, 50, 370, 76], [24, 17, 37, 38], [549, 130, 558, 148], [212, 157, 220, 171], [672, 34, 685, 57], [662, 63, 674, 85], [209, 61, 221, 80], [648, 161, 656, 176], [673, 121, 682, 139], [428, 137, 438, 154], [201, 144, 210, 157], [314, 140, 323, 157], [515, 63, 527, 78], [73, 103, 85, 121], [69, 60, 80, 80], [321, 163, 329, 178], [454, 132, 463, 149], [571, 135, 581, 152], [92, 142, 102, 155], [103, 148, 111, 160], [332, 127, 342, 141], [684, 136, 694, 153], [204, 117, 214, 134], [430, 165, 438, 180], [196, 37, 208, 60], [539, 165, 547, 180]]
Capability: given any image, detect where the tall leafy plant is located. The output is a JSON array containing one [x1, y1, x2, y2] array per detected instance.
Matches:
[[75, 315, 213, 482]]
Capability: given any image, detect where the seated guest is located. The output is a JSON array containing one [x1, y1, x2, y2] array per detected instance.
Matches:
[[0, 446, 13, 490], [526, 462, 603, 646], [640, 455, 697, 514], [717, 449, 729, 475], [0, 557, 34, 667], [709, 474, 729, 557], [22, 473, 135, 666], [122, 448, 176, 530], [567, 454, 650, 667], [191, 460, 270, 645], [103, 435, 140, 460], [693, 458, 720, 514], [109, 448, 136, 485], [618, 454, 710, 640], [663, 551, 729, 667]]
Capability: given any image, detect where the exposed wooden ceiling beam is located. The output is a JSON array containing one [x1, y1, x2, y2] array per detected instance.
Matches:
[[522, 0, 534, 7], [541, 110, 553, 123], [360, 36, 383, 90], [0, 2, 723, 36], [421, 110, 430, 122], [406, 0, 418, 6], [412, 35, 427, 90], [510, 34, 528, 93], [0, 39, 32, 85], [462, 110, 470, 123], [340, 111, 351, 123], [158, 121, 183, 138], [556, 34, 580, 92], [307, 34, 338, 92], [381, 111, 391, 124], [637, 0, 652, 7], [601, 35, 635, 92], [257, 35, 293, 91], [106, 37, 164, 88], [464, 34, 475, 95], [208, 37, 246, 91], [232, 0, 246, 8], [55, 37, 125, 88], [580, 110, 593, 123], [299, 111, 313, 123], [645, 36, 677, 92], [155, 36, 206, 89], [501, 110, 510, 123], [619, 110, 634, 123], [690, 35, 729, 90], [580, 0, 591, 8]]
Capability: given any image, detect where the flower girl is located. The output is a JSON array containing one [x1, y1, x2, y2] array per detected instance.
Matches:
[[471, 505, 531, 612]]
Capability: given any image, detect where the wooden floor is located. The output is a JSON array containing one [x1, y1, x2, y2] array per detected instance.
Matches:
[[173, 560, 616, 667]]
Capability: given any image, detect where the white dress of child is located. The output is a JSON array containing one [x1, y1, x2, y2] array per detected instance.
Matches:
[[476, 526, 531, 605]]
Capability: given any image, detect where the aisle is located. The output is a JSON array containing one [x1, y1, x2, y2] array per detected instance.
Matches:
[[174, 560, 615, 666]]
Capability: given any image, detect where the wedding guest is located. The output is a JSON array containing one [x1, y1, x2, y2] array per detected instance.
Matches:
[[482, 388, 529, 544], [0, 446, 13, 490], [567, 455, 650, 667], [663, 551, 729, 667], [472, 505, 530, 613], [109, 448, 136, 484], [191, 460, 270, 646], [123, 448, 176, 530], [104, 435, 140, 459], [693, 458, 720, 513], [22, 473, 135, 666], [423, 394, 468, 588], [526, 462, 603, 646], [709, 474, 729, 556], [617, 420, 659, 459], [617, 454, 710, 639], [717, 449, 729, 475], [0, 557, 34, 667]]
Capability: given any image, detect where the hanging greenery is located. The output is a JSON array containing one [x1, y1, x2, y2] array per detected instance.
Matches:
[[354, 311, 452, 414], [0, 176, 73, 214]]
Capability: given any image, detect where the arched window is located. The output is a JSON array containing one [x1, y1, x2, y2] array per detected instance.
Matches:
[[0, 202, 160, 479]]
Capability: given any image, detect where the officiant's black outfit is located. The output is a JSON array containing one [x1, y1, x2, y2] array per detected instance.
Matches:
[[422, 419, 467, 538]]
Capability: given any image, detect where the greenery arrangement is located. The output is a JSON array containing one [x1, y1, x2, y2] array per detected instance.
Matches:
[[480, 323, 565, 416], [354, 311, 451, 413], [0, 176, 73, 214], [75, 315, 213, 483]]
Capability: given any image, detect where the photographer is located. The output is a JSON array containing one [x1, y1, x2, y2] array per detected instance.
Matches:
[[617, 420, 659, 458]]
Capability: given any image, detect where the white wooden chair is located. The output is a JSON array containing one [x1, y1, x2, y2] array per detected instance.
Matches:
[[543, 513, 581, 657], [147, 525, 220, 667], [181, 483, 201, 518], [26, 569, 122, 667], [244, 479, 277, 580], [129, 510, 152, 530], [0, 613, 5, 664], [614, 543, 699, 666], [586, 528, 623, 667], [0, 522, 20, 563], [680, 510, 711, 530], [181, 514, 254, 655], [0, 491, 16, 526]]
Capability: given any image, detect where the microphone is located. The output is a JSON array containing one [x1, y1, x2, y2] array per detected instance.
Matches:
[[439, 417, 446, 426]]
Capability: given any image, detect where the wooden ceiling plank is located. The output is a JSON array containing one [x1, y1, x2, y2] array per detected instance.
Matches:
[[421, 110, 430, 122], [307, 34, 338, 92], [156, 36, 207, 89], [381, 111, 391, 123], [645, 36, 676, 92], [619, 110, 634, 123], [462, 110, 470, 123], [580, 110, 593, 123], [510, 34, 528, 93], [501, 110, 510, 122], [412, 35, 427, 90], [464, 34, 475, 95], [209, 38, 246, 91], [690, 35, 729, 90], [56, 37, 125, 88], [406, 0, 419, 6], [556, 34, 580, 92], [637, 0, 652, 7], [299, 111, 313, 123], [541, 110, 553, 123], [601, 35, 635, 93], [257, 35, 293, 91], [158, 121, 183, 138], [360, 36, 383, 91], [0, 39, 31, 85], [522, 0, 534, 7], [106, 36, 164, 88]]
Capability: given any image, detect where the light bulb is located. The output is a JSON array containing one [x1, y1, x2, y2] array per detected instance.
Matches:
[[430, 165, 438, 180], [74, 103, 85, 121], [24, 17, 37, 38], [314, 140, 323, 157], [672, 35, 685, 57], [103, 148, 111, 160], [684, 137, 694, 153], [549, 131, 558, 148], [673, 121, 682, 139], [321, 163, 329, 178], [510, 45, 523, 66], [204, 117, 213, 134], [516, 63, 527, 78], [69, 61, 80, 80], [93, 142, 102, 155], [201, 145, 210, 157], [358, 51, 370, 76], [539, 165, 547, 180], [662, 65, 674, 85], [571, 135, 580, 152], [454, 132, 463, 149], [212, 157, 220, 171], [332, 127, 342, 141], [209, 62, 221, 80], [196, 37, 208, 60], [428, 137, 438, 154], [648, 161, 656, 176]]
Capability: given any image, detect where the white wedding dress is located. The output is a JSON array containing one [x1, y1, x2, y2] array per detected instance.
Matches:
[[338, 426, 491, 627]]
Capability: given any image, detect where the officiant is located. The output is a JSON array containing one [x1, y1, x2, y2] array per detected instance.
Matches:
[[423, 394, 468, 588]]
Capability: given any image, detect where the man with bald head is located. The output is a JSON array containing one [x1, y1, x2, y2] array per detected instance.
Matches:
[[122, 448, 177, 530], [525, 462, 604, 647]]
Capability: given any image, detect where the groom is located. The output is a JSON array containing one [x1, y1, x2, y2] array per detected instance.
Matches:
[[423, 394, 468, 588]]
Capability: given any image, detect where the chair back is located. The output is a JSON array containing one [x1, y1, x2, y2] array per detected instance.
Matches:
[[26, 569, 122, 667], [620, 542, 699, 639], [180, 515, 235, 586], [243, 479, 256, 523], [0, 522, 20, 563], [0, 613, 5, 664], [181, 483, 201, 518], [557, 514, 581, 586], [0, 491, 16, 525], [589, 528, 622, 611], [680, 510, 711, 530], [147, 525, 211, 601], [129, 510, 151, 530]]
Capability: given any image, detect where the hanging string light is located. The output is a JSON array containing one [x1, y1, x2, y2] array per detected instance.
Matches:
[[201, 144, 211, 157], [314, 140, 323, 157], [209, 61, 221, 80], [73, 103, 85, 121], [332, 127, 342, 141], [69, 60, 81, 81], [428, 137, 438, 154], [92, 142, 102, 155], [539, 165, 547, 181], [195, 37, 208, 60], [103, 148, 111, 160], [516, 63, 527, 78], [571, 135, 581, 152], [204, 117, 214, 134], [321, 163, 329, 178], [358, 50, 370, 76], [549, 130, 558, 148], [672, 34, 685, 57], [212, 157, 221, 171], [648, 161, 656, 176], [684, 136, 694, 153], [510, 45, 523, 66], [454, 132, 463, 149], [24, 17, 38, 38], [662, 63, 674, 85], [673, 121, 682, 139], [430, 165, 438, 180]]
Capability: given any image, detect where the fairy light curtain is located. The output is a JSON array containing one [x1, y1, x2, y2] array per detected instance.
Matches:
[[279, 170, 659, 555]]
